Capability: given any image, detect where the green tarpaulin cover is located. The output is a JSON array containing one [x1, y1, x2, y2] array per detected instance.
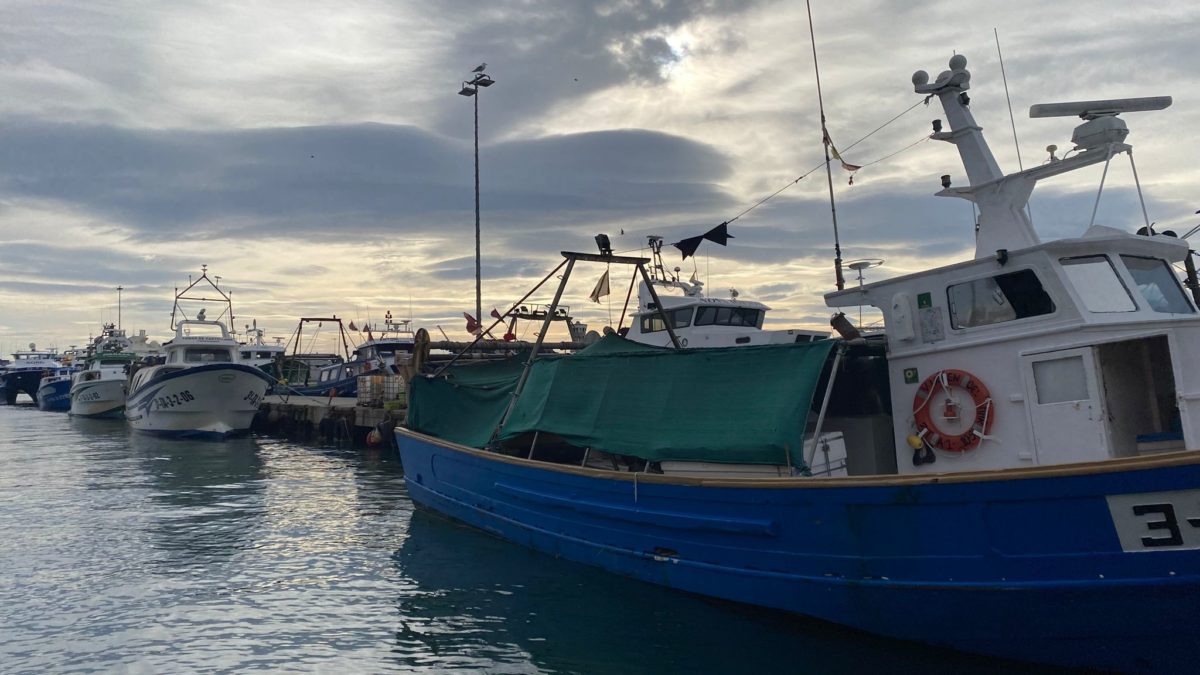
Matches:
[[407, 334, 836, 465]]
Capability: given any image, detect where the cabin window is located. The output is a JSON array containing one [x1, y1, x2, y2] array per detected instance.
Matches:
[[1032, 355, 1089, 404], [640, 307, 693, 333], [184, 348, 232, 363], [1120, 255, 1194, 314], [694, 306, 763, 327], [1060, 255, 1136, 312], [946, 269, 1055, 329]]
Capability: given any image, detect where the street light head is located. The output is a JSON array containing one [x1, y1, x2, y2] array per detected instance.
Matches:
[[476, 75, 495, 87], [458, 85, 476, 97]]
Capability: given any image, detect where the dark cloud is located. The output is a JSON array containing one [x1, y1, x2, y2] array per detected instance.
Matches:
[[429, 0, 763, 135], [0, 242, 196, 286], [0, 119, 733, 243]]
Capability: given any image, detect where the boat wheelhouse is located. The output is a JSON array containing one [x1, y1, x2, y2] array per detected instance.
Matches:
[[396, 54, 1200, 672]]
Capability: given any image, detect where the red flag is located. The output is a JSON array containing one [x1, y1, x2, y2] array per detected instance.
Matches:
[[464, 312, 480, 335], [490, 308, 503, 320], [348, 321, 358, 331]]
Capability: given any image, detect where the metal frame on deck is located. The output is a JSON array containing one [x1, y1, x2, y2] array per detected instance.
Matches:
[[492, 251, 681, 439]]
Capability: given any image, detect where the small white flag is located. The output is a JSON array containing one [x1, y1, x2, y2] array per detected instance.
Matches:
[[589, 270, 611, 303]]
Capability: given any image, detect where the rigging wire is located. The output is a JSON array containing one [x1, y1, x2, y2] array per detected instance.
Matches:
[[610, 99, 928, 257]]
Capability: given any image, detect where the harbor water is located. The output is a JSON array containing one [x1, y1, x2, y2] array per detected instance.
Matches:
[[0, 404, 1058, 674]]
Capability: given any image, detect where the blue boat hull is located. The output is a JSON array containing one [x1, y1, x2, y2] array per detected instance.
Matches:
[[279, 375, 359, 398], [396, 428, 1200, 673], [37, 379, 71, 411]]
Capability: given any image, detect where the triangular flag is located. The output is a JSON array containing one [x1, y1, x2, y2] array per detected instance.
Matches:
[[463, 312, 480, 335], [823, 127, 862, 172], [589, 270, 611, 303], [348, 320, 358, 331], [701, 222, 734, 246], [490, 308, 504, 320], [673, 235, 704, 259]]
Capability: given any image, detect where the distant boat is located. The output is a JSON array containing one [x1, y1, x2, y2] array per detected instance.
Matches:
[[237, 320, 286, 379], [70, 324, 137, 419], [125, 268, 273, 438], [286, 312, 415, 398], [397, 54, 1200, 673], [624, 235, 826, 348], [1, 345, 62, 405], [36, 367, 76, 411]]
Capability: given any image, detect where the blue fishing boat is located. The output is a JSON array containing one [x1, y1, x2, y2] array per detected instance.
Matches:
[[396, 54, 1200, 673], [283, 312, 415, 398], [36, 367, 75, 411]]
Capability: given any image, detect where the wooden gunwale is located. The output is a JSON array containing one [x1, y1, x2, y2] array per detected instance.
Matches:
[[396, 427, 1200, 488]]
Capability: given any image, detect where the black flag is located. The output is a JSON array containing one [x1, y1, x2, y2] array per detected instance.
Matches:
[[672, 222, 734, 259]]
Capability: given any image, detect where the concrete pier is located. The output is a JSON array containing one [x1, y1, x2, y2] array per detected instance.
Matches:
[[254, 394, 405, 448]]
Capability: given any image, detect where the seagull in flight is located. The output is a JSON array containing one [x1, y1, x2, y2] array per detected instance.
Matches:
[[472, 62, 487, 73]]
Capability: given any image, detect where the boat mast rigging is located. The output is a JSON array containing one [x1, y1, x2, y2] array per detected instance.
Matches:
[[806, 0, 845, 291]]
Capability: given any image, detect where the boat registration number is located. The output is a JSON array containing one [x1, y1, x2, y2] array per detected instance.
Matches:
[[1107, 489, 1200, 552]]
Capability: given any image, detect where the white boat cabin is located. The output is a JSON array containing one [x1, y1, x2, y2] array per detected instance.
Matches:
[[6, 346, 62, 371], [821, 55, 1198, 475]]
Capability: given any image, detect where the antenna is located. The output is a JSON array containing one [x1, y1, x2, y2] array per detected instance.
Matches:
[[846, 259, 884, 324], [994, 28, 1033, 225], [806, 0, 845, 291], [1029, 97, 1172, 119]]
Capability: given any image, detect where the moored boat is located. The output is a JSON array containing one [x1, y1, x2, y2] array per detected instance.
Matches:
[[624, 235, 826, 348], [126, 319, 274, 438], [36, 367, 75, 411], [396, 54, 1200, 673], [1, 345, 62, 405], [125, 268, 274, 438], [70, 325, 138, 419]]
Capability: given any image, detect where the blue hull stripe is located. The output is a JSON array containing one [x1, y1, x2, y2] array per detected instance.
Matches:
[[127, 363, 274, 408]]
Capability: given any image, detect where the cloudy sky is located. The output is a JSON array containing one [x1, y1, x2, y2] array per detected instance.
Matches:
[[1, 0, 1197, 354]]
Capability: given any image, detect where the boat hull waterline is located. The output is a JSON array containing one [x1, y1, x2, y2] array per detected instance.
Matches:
[[396, 428, 1200, 673], [69, 379, 127, 419], [127, 363, 274, 438]]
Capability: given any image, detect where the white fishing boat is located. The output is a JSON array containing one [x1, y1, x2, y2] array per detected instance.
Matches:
[[624, 236, 825, 348], [125, 268, 273, 438], [237, 320, 286, 377], [70, 324, 137, 419]]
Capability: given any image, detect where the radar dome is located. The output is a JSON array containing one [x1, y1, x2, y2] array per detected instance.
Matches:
[[949, 54, 967, 71], [912, 70, 929, 86]]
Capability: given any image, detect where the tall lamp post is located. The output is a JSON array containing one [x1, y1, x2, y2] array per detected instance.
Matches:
[[458, 64, 495, 334], [116, 285, 123, 330]]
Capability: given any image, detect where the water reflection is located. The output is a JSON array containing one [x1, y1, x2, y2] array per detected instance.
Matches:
[[127, 433, 266, 570], [394, 509, 1059, 675]]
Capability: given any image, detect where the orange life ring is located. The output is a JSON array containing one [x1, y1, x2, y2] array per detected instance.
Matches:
[[912, 369, 994, 453]]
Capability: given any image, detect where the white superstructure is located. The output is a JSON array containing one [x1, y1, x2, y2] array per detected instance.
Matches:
[[624, 236, 826, 348]]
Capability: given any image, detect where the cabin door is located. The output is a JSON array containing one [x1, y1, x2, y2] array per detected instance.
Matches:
[[1022, 347, 1110, 464]]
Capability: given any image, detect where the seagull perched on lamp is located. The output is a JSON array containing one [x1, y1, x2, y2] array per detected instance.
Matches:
[[472, 62, 487, 73]]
